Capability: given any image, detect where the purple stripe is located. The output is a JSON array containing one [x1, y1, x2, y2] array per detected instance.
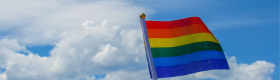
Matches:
[[155, 59, 229, 78]]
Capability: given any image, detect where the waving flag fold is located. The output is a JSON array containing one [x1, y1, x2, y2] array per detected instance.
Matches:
[[145, 17, 230, 78]]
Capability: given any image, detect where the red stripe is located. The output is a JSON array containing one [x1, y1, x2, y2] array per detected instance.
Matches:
[[146, 17, 204, 29]]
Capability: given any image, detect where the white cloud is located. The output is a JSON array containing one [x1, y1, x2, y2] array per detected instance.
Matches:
[[0, 0, 151, 46], [0, 72, 7, 80], [0, 39, 29, 53], [0, 0, 276, 80], [0, 19, 147, 79], [0, 20, 276, 80], [82, 20, 95, 27], [92, 44, 118, 64], [0, 0, 150, 80]]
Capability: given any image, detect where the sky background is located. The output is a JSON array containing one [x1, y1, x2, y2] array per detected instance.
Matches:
[[0, 0, 278, 80]]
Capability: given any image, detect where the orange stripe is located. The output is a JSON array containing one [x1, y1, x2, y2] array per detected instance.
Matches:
[[147, 24, 212, 38]]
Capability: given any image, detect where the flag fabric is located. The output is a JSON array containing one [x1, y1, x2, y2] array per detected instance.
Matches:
[[145, 17, 230, 78]]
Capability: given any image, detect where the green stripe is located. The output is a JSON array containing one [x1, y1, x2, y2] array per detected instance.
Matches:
[[151, 41, 224, 58]]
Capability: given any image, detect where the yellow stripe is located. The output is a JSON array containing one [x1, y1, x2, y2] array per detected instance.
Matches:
[[149, 33, 219, 48]]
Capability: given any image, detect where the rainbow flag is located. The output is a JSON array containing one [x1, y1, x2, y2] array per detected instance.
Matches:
[[145, 17, 229, 78]]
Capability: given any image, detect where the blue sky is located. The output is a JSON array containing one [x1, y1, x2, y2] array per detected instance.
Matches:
[[0, 0, 278, 80]]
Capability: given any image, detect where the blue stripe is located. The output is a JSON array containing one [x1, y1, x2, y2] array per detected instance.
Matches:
[[156, 59, 229, 78], [153, 50, 227, 67]]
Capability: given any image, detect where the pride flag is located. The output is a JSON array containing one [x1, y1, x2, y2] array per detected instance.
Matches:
[[145, 17, 229, 78]]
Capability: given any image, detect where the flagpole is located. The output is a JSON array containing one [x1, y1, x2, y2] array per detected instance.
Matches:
[[140, 13, 158, 80]]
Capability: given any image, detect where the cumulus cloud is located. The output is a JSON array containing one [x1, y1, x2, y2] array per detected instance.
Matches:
[[0, 0, 151, 45], [92, 44, 118, 64], [0, 0, 276, 80], [0, 19, 275, 80], [0, 39, 29, 53], [0, 72, 7, 80], [0, 0, 148, 79]]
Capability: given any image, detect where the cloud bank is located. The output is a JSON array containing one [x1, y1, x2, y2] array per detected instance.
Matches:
[[0, 0, 275, 80]]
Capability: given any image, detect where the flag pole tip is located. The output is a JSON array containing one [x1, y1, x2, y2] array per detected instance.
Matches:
[[140, 13, 146, 18]]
